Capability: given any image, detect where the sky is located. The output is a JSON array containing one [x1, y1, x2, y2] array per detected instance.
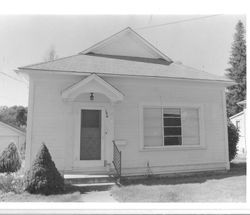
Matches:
[[0, 15, 246, 107]]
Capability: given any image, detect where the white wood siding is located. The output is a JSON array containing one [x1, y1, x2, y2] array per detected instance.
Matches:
[[27, 73, 228, 175]]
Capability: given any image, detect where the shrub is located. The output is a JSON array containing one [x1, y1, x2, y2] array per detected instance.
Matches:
[[0, 173, 24, 194], [24, 143, 64, 195], [0, 143, 22, 173], [228, 120, 239, 161]]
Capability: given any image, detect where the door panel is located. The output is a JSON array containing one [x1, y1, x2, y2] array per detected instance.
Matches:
[[80, 109, 101, 160]]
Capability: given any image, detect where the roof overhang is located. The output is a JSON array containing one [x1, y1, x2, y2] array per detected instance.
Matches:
[[61, 74, 124, 103]]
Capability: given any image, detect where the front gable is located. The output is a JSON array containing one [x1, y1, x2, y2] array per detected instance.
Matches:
[[80, 27, 172, 63], [61, 74, 124, 103]]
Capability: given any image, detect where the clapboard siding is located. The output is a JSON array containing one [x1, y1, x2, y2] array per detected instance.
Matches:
[[27, 73, 228, 174]]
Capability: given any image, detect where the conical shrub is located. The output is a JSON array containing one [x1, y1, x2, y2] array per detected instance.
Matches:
[[24, 143, 64, 195], [0, 142, 22, 173]]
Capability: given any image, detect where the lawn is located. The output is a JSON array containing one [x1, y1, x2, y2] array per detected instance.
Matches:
[[0, 161, 246, 202], [0, 191, 82, 202], [111, 162, 246, 202]]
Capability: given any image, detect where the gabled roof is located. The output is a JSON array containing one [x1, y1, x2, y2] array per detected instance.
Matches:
[[18, 27, 234, 85], [19, 54, 233, 84], [61, 74, 124, 102], [79, 27, 173, 63], [0, 120, 26, 135]]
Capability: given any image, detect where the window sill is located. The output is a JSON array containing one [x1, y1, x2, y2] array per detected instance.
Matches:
[[140, 145, 206, 152]]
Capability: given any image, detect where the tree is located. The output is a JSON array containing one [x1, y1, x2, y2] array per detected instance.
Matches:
[[228, 120, 239, 161], [0, 106, 27, 128], [226, 20, 246, 117], [0, 143, 22, 173], [24, 143, 64, 195], [44, 46, 58, 62]]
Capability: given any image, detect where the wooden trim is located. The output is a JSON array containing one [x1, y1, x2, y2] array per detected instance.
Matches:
[[73, 102, 113, 169], [139, 102, 206, 151], [222, 89, 230, 170], [19, 68, 234, 86], [61, 74, 124, 102], [25, 78, 35, 170]]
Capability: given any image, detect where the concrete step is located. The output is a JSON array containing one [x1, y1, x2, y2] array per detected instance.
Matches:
[[73, 182, 116, 187], [64, 174, 115, 184], [70, 182, 116, 192]]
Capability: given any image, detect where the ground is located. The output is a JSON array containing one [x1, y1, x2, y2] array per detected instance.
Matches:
[[0, 158, 246, 202], [111, 158, 246, 202]]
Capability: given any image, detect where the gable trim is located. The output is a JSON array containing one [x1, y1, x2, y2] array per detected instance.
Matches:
[[61, 74, 124, 102], [79, 27, 173, 63]]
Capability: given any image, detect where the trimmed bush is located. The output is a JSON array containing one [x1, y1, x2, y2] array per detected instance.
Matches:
[[24, 143, 64, 195], [228, 120, 239, 161], [0, 142, 22, 173]]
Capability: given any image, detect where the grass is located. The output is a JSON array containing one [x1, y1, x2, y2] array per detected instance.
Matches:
[[0, 159, 246, 202], [111, 162, 246, 202], [0, 191, 82, 202]]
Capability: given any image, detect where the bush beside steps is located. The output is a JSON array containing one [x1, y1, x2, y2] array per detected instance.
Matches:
[[0, 142, 21, 174], [24, 143, 64, 195]]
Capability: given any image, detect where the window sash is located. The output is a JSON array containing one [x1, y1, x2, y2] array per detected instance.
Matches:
[[143, 106, 200, 148], [163, 108, 182, 146]]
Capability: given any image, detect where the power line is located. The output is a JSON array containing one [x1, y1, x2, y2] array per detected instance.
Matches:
[[0, 71, 28, 85], [135, 15, 222, 30]]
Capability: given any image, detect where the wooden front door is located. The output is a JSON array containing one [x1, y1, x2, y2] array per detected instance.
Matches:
[[80, 109, 102, 160]]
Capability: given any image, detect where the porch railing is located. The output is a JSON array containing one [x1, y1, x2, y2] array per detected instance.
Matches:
[[112, 140, 122, 181]]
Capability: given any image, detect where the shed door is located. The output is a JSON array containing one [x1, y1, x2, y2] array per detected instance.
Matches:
[[80, 109, 101, 160]]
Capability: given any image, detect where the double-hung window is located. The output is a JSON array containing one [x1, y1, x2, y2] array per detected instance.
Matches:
[[143, 106, 200, 148]]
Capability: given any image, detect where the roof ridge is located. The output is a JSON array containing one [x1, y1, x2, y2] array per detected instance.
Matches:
[[18, 54, 80, 69]]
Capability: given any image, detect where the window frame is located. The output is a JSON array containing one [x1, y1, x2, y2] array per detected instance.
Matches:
[[140, 102, 205, 151]]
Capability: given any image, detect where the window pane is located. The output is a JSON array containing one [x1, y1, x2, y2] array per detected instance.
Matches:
[[164, 117, 181, 126], [164, 136, 182, 145], [182, 108, 200, 146], [164, 127, 182, 136], [163, 108, 181, 117], [81, 110, 100, 128], [144, 108, 163, 147]]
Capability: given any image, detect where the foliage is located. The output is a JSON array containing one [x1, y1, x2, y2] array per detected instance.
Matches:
[[226, 20, 246, 117], [228, 120, 239, 161], [24, 143, 64, 195], [0, 106, 27, 128], [0, 173, 24, 194], [0, 143, 22, 173]]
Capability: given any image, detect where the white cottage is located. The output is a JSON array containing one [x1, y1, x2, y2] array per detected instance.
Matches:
[[18, 27, 234, 176]]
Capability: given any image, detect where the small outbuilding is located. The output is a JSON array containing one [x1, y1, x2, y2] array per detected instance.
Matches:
[[0, 120, 26, 153]]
